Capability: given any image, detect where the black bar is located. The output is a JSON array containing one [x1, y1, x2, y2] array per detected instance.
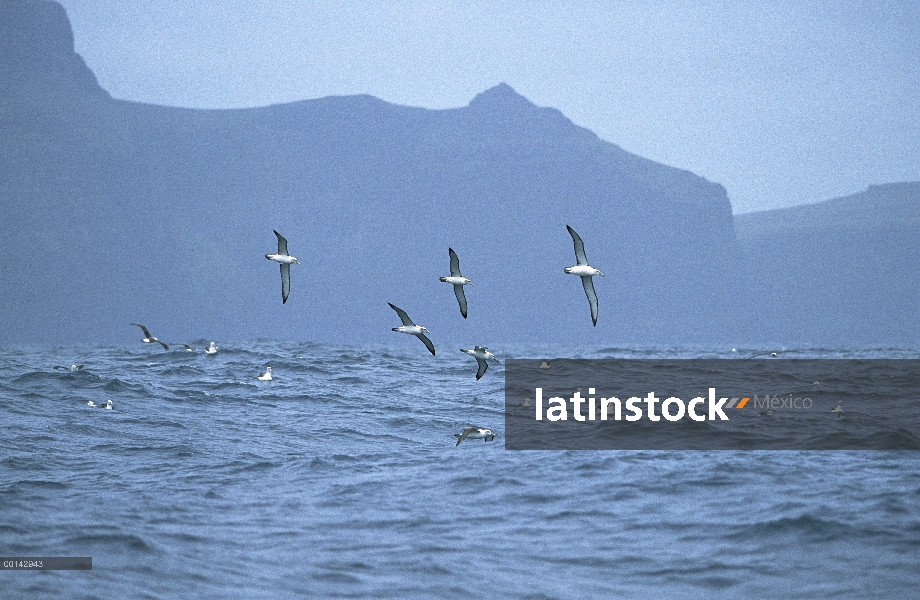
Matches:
[[1, 557, 92, 570], [505, 359, 920, 450]]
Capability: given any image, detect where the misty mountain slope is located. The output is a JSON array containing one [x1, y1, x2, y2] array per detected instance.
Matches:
[[735, 183, 920, 344], [1, 0, 747, 345], [3, 0, 916, 346]]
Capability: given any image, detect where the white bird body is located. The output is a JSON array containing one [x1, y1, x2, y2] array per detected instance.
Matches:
[[205, 342, 217, 355], [440, 276, 472, 286], [564, 265, 603, 277], [258, 366, 273, 381], [394, 325, 428, 336], [831, 401, 843, 414], [461, 346, 496, 361], [265, 254, 300, 265], [87, 399, 113, 410], [455, 426, 496, 446]]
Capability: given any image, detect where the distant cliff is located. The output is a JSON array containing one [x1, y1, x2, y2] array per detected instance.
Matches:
[[734, 182, 920, 344], [3, 0, 916, 347]]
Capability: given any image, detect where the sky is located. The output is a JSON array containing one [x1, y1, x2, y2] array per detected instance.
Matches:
[[56, 0, 920, 214]]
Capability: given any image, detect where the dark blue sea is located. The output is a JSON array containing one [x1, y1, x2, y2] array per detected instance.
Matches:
[[2, 342, 919, 599]]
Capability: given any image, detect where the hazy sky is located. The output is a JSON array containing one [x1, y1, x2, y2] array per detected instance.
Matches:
[[57, 0, 920, 213]]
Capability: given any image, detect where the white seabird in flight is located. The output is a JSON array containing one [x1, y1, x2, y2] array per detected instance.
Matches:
[[564, 225, 604, 326], [257, 366, 272, 381], [455, 426, 496, 446], [388, 303, 435, 355], [131, 323, 169, 350], [265, 230, 301, 304], [460, 346, 496, 380], [439, 248, 473, 318]]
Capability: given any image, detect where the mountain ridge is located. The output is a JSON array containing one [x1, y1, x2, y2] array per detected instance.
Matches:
[[1, 0, 915, 346]]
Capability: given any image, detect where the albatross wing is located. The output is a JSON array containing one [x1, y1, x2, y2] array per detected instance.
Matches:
[[388, 303, 415, 327], [567, 225, 588, 266], [417, 332, 436, 356], [456, 426, 475, 446], [280, 263, 291, 304], [274, 230, 289, 256], [448, 247, 462, 277], [453, 284, 468, 319], [475, 357, 488, 380], [131, 323, 153, 339], [581, 275, 599, 326]]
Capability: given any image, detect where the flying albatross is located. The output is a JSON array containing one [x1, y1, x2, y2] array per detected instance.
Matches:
[[439, 248, 473, 318], [455, 426, 496, 446], [265, 230, 301, 304], [388, 303, 435, 355], [564, 225, 604, 326], [130, 323, 169, 350], [460, 346, 496, 380]]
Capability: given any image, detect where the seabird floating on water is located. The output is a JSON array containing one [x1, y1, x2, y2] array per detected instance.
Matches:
[[455, 426, 496, 446], [257, 366, 272, 381], [265, 230, 301, 304], [131, 323, 169, 350], [388, 303, 435, 355], [759, 410, 773, 417], [205, 342, 217, 355], [746, 351, 778, 359], [87, 399, 113, 410], [831, 400, 843, 414], [460, 346, 497, 380], [564, 225, 604, 326], [54, 364, 84, 371], [439, 248, 473, 318], [539, 361, 550, 369]]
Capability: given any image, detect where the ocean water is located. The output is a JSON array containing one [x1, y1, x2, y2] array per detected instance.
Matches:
[[2, 342, 919, 599]]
